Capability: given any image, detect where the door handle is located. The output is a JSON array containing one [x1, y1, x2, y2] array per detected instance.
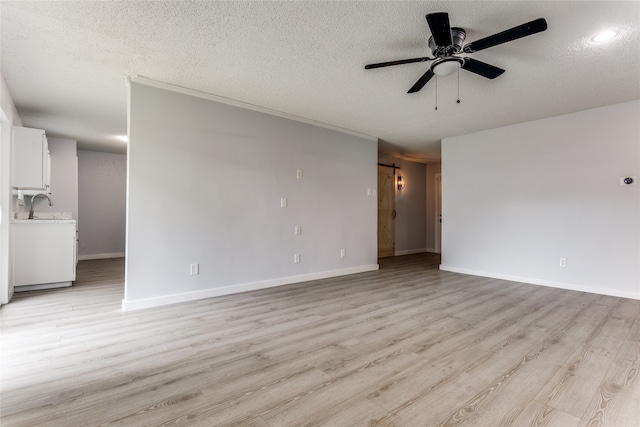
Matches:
[[392, 210, 397, 219]]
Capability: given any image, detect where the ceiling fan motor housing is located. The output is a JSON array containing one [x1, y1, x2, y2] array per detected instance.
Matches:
[[429, 27, 467, 56]]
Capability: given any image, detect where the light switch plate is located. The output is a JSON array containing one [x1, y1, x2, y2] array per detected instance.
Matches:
[[190, 263, 199, 275]]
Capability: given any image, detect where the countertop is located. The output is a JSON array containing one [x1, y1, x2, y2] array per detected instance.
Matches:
[[12, 219, 76, 224], [12, 211, 75, 224]]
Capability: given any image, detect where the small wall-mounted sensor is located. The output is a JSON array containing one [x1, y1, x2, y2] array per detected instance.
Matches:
[[620, 176, 637, 186]]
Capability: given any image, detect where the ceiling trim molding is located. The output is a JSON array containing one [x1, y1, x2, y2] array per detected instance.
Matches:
[[130, 75, 378, 142]]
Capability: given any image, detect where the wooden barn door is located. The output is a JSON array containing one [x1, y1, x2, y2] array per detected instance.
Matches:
[[378, 165, 395, 258]]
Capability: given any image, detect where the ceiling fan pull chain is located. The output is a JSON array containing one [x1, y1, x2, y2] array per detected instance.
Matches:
[[457, 67, 461, 104], [435, 76, 438, 111]]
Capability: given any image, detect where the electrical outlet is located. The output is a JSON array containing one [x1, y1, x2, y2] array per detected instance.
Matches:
[[297, 169, 303, 179], [559, 258, 567, 268], [190, 263, 199, 275], [372, 189, 377, 196], [367, 188, 371, 196], [294, 254, 301, 263], [294, 225, 301, 235], [340, 248, 346, 257], [280, 197, 287, 208]]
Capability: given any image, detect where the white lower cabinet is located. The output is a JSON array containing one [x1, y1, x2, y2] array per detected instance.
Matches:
[[12, 221, 77, 288]]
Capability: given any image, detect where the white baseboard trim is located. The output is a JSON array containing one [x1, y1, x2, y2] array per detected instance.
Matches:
[[394, 248, 427, 256], [14, 281, 72, 292], [122, 264, 380, 311], [78, 252, 125, 261], [439, 265, 640, 300]]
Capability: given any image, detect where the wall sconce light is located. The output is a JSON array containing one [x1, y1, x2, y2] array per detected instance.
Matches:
[[397, 175, 405, 190]]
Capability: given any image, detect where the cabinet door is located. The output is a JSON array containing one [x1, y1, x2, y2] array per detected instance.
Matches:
[[11, 126, 47, 190], [43, 134, 51, 194], [12, 223, 77, 286]]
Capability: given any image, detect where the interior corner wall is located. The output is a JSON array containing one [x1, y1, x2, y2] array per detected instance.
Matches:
[[441, 100, 640, 299], [77, 150, 126, 259], [125, 82, 378, 309], [378, 154, 427, 255]]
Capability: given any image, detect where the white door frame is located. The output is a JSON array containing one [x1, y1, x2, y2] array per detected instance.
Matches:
[[435, 173, 442, 254]]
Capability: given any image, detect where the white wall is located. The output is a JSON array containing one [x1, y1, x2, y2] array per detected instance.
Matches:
[[125, 81, 378, 310], [77, 150, 126, 258], [441, 100, 640, 299], [1, 73, 23, 304], [378, 154, 427, 255], [0, 74, 21, 127]]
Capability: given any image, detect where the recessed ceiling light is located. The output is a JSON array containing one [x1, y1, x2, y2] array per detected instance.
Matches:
[[592, 30, 618, 42], [115, 135, 128, 142]]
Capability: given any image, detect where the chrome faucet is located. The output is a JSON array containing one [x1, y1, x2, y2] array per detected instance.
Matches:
[[29, 194, 53, 219]]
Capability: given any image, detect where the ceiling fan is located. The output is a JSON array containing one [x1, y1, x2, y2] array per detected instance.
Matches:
[[365, 12, 548, 93]]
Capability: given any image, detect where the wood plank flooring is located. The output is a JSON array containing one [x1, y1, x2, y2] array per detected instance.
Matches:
[[1, 254, 639, 426]]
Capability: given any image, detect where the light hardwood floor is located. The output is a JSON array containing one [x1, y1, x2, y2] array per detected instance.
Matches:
[[1, 254, 639, 426]]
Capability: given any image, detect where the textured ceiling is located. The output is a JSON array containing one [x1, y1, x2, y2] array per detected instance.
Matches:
[[1, 1, 639, 160]]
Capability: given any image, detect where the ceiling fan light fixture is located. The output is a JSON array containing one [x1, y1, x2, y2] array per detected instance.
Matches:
[[592, 30, 618, 42], [432, 58, 463, 76]]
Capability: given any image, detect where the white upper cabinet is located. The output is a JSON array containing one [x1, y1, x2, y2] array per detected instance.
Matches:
[[11, 126, 51, 193]]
